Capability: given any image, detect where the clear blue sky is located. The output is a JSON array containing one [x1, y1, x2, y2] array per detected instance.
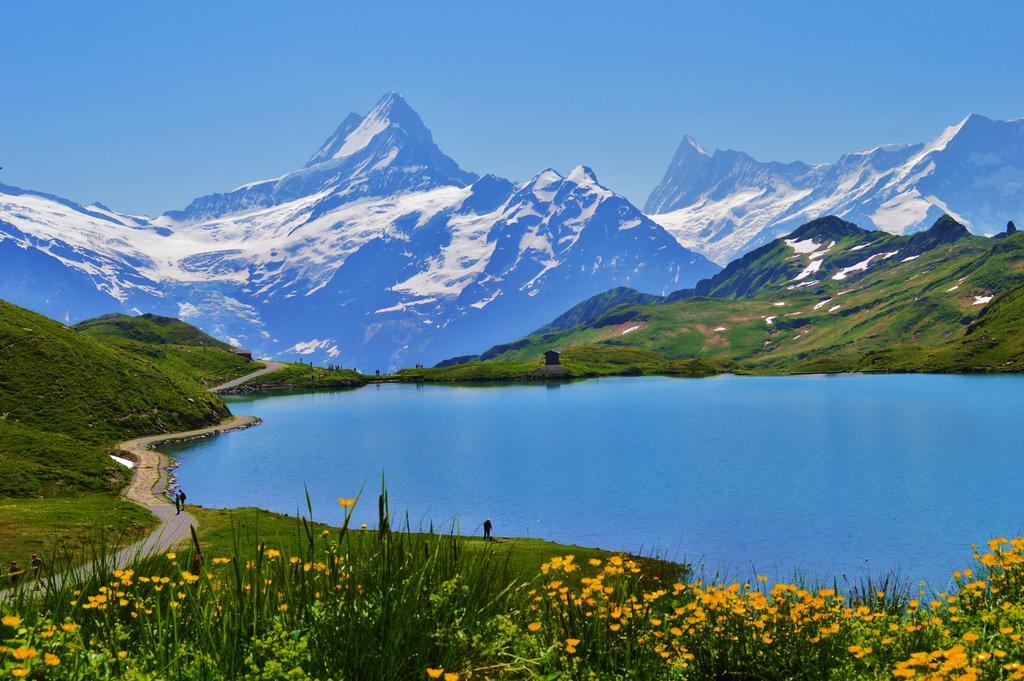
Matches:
[[3, 1, 1023, 215]]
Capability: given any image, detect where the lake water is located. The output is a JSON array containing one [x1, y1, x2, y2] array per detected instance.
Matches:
[[164, 374, 1024, 588]]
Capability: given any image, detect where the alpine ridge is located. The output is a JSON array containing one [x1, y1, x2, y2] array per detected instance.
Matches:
[[646, 114, 1024, 264], [0, 93, 718, 369]]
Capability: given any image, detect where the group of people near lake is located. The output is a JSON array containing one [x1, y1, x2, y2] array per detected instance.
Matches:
[[7, 553, 43, 588]]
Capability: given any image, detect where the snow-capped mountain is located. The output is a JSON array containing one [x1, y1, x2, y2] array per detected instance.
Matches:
[[165, 93, 477, 222], [0, 93, 718, 368], [646, 114, 1024, 264], [0, 183, 173, 324]]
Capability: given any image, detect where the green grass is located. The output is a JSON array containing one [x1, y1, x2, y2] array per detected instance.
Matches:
[[0, 299, 237, 584], [0, 299, 228, 501], [0, 492, 685, 679], [189, 506, 655, 584], [0, 422, 123, 498], [74, 311, 259, 388], [234, 362, 368, 391], [3, 492, 1024, 679], [86, 337, 258, 388], [397, 345, 724, 382], [0, 495, 156, 570], [0, 300, 228, 449], [73, 312, 233, 350]]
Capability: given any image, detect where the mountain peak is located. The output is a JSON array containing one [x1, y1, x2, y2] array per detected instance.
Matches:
[[927, 214, 971, 240], [528, 168, 564, 186], [373, 91, 414, 116], [923, 113, 997, 156], [567, 165, 599, 185], [306, 92, 430, 167], [676, 135, 710, 158], [786, 215, 866, 242], [959, 112, 992, 127], [684, 133, 708, 155]]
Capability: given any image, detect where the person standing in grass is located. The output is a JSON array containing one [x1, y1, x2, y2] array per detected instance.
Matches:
[[30, 554, 42, 590], [8, 560, 21, 586], [175, 489, 187, 515], [483, 518, 493, 541]]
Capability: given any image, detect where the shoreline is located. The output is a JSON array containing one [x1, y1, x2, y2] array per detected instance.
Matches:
[[221, 364, 1024, 396], [111, 360, 286, 558]]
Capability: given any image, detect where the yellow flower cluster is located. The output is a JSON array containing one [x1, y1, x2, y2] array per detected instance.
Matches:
[[528, 540, 1024, 678]]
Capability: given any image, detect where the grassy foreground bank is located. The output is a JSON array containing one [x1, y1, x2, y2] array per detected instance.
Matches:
[[0, 497, 156, 569], [3, 494, 1024, 679]]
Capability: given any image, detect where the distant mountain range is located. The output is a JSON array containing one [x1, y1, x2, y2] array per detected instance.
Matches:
[[0, 93, 718, 369], [646, 114, 1024, 264], [2, 99, 1021, 369]]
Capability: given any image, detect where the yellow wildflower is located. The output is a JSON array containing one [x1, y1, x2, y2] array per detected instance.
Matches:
[[426, 670, 443, 679], [2, 615, 21, 627], [337, 498, 356, 508]]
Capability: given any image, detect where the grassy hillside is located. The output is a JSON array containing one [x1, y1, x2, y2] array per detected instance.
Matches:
[[1, 301, 229, 447], [74, 312, 233, 349], [0, 300, 237, 563], [233, 362, 368, 392], [398, 344, 725, 381], [459, 216, 1024, 375], [0, 299, 230, 500], [926, 280, 1024, 372], [75, 312, 256, 388]]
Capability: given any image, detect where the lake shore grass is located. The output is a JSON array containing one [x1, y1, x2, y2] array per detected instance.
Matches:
[[187, 505, 671, 584], [3, 492, 1024, 679], [0, 495, 156, 575]]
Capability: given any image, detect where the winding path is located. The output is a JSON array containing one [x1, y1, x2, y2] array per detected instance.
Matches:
[[210, 360, 285, 393], [0, 361, 284, 596], [113, 360, 285, 558]]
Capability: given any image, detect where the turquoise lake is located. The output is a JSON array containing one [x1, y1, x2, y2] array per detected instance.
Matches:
[[163, 374, 1024, 588]]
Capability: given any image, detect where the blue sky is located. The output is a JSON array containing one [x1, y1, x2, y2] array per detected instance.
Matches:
[[3, 1, 1023, 214]]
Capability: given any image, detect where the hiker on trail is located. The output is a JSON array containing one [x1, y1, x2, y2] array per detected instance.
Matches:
[[483, 518, 493, 541], [175, 489, 187, 515], [30, 554, 42, 590], [8, 561, 21, 586]]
